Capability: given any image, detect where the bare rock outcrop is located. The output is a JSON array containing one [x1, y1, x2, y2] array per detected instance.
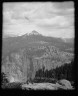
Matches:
[[2, 46, 73, 83], [57, 79, 73, 89]]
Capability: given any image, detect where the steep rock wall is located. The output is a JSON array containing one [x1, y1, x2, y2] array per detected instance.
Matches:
[[2, 46, 74, 83]]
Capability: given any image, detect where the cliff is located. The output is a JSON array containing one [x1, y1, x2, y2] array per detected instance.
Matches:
[[2, 45, 74, 83]]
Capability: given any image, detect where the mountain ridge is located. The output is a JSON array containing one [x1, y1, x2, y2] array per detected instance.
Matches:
[[2, 30, 74, 83], [2, 30, 74, 57], [3, 30, 74, 40]]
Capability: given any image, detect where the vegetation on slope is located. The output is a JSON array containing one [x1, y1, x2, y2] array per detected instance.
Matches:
[[34, 60, 75, 85]]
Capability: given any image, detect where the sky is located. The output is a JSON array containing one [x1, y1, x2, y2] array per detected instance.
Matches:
[[3, 2, 74, 38]]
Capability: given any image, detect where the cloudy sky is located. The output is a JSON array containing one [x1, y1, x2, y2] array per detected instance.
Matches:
[[3, 2, 74, 38]]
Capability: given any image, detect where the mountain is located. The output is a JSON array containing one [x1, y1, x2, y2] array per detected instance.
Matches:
[[62, 38, 74, 43], [2, 30, 74, 83], [29, 30, 41, 35], [2, 30, 74, 56]]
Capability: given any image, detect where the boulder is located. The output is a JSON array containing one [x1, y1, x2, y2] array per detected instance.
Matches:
[[58, 79, 73, 89]]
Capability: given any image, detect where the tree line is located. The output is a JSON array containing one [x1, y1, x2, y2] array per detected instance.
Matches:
[[1, 60, 74, 86], [35, 60, 74, 82]]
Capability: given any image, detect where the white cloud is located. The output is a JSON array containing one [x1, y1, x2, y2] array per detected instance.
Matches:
[[35, 15, 71, 28], [3, 2, 74, 38]]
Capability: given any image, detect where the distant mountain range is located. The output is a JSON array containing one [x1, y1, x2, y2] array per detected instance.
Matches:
[[2, 30, 74, 56], [3, 30, 74, 43], [3, 30, 42, 38], [61, 38, 74, 43]]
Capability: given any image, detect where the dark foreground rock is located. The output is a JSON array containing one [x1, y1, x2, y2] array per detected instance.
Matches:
[[2, 82, 22, 89]]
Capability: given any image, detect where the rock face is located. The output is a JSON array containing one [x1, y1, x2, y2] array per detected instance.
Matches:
[[22, 81, 73, 90], [2, 52, 34, 83], [58, 79, 73, 89], [2, 45, 74, 83]]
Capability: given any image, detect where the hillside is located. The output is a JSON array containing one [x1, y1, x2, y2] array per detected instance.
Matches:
[[2, 30, 74, 84], [2, 30, 74, 57]]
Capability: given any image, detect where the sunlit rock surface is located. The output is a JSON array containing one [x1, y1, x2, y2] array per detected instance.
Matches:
[[21, 82, 74, 90], [58, 79, 73, 89]]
